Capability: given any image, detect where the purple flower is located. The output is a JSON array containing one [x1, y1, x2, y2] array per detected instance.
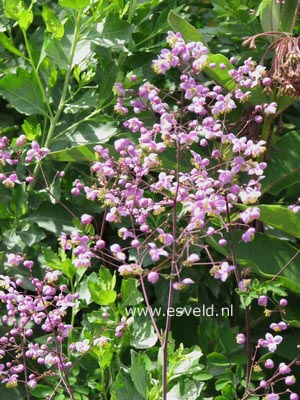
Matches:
[[270, 321, 287, 332], [148, 243, 168, 262], [241, 227, 256, 243], [259, 333, 282, 352], [279, 362, 291, 374], [210, 262, 235, 282]]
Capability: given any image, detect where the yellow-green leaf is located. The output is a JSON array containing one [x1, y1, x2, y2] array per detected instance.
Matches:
[[42, 4, 65, 39], [18, 9, 33, 31]]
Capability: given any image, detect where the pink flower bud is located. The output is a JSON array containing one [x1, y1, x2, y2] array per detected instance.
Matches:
[[236, 333, 246, 344], [258, 295, 268, 306], [147, 271, 160, 284], [280, 298, 288, 307], [81, 214, 93, 225], [285, 375, 296, 385], [264, 359, 274, 369]]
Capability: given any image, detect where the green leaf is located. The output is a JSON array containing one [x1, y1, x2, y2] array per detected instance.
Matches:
[[193, 372, 213, 381], [50, 122, 117, 161], [30, 202, 74, 235], [30, 385, 53, 398], [3, 0, 25, 20], [22, 117, 42, 140], [113, 369, 144, 400], [50, 143, 97, 162], [167, 379, 205, 400], [260, 0, 281, 32], [130, 351, 147, 399], [3, 224, 46, 252], [99, 267, 116, 290], [0, 33, 24, 57], [262, 131, 300, 195], [121, 278, 143, 307], [42, 4, 65, 39], [19, 9, 33, 31], [215, 378, 232, 391], [99, 62, 118, 106], [229, 232, 300, 294], [0, 68, 47, 116], [207, 352, 231, 366], [280, 0, 298, 33], [88, 271, 117, 305], [95, 14, 135, 51], [173, 346, 203, 376], [130, 315, 158, 349], [167, 11, 234, 90], [167, 10, 208, 46], [43, 248, 76, 280], [238, 204, 300, 238], [205, 54, 235, 91], [59, 0, 90, 9], [43, 34, 70, 69]]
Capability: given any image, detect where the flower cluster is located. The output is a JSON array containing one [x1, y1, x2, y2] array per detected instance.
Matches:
[[74, 31, 272, 287], [237, 296, 299, 399], [0, 133, 50, 188], [0, 260, 78, 389]]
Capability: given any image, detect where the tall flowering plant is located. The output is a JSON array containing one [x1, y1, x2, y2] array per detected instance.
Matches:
[[1, 25, 300, 399], [65, 31, 297, 398]]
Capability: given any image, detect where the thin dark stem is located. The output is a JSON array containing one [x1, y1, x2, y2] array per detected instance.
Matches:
[[20, 335, 31, 400], [245, 307, 252, 392], [291, 0, 300, 33], [224, 195, 240, 284], [139, 276, 163, 345], [271, 249, 300, 281], [161, 91, 183, 399]]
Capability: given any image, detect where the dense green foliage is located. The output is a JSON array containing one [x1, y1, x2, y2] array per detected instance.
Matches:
[[0, 1, 300, 399]]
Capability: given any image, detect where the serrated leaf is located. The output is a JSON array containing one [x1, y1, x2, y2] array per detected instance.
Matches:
[[42, 4, 65, 39], [22, 117, 42, 140], [0, 68, 47, 116], [99, 62, 118, 106], [59, 0, 90, 9]]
